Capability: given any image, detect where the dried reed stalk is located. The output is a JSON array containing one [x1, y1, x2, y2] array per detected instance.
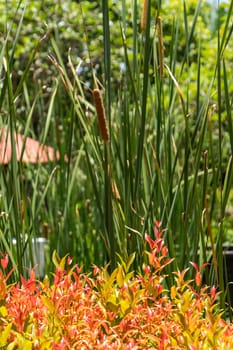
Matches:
[[111, 180, 121, 201]]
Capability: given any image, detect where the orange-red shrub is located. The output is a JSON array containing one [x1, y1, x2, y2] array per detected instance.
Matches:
[[0, 223, 232, 349]]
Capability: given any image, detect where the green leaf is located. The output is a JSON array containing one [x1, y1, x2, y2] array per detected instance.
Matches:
[[115, 253, 126, 272], [125, 252, 136, 273]]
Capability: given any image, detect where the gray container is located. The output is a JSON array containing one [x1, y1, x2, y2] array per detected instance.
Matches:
[[12, 236, 48, 278]]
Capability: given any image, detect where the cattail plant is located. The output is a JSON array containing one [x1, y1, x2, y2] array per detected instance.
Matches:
[[92, 89, 109, 143], [141, 0, 149, 32]]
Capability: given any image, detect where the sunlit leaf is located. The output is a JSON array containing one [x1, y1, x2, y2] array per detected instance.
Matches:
[[41, 295, 55, 313], [120, 299, 130, 314], [116, 266, 124, 287], [125, 252, 136, 273], [0, 322, 12, 347], [52, 250, 61, 269], [0, 305, 8, 317]]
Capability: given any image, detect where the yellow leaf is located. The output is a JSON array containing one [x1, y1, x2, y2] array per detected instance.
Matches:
[[124, 271, 134, 283], [179, 289, 192, 313], [120, 299, 130, 314], [18, 336, 32, 350], [125, 252, 136, 273], [9, 334, 33, 350], [42, 275, 50, 287], [0, 322, 12, 347], [59, 254, 69, 270], [171, 286, 177, 299], [107, 268, 117, 286], [41, 295, 55, 313], [7, 339, 17, 350], [116, 266, 124, 287], [0, 305, 8, 317], [40, 339, 53, 350], [52, 250, 61, 269], [106, 297, 119, 312]]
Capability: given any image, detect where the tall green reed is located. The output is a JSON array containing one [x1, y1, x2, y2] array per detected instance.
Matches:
[[0, 2, 30, 279], [0, 2, 72, 279], [1, 0, 233, 317], [54, 0, 232, 316]]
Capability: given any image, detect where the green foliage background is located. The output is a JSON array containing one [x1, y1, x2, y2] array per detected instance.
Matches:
[[0, 0, 233, 317]]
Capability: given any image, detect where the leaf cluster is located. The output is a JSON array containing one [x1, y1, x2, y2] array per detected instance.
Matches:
[[0, 223, 233, 349]]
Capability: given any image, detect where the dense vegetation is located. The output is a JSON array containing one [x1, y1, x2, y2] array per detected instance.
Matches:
[[1, 223, 233, 348], [0, 0, 233, 318]]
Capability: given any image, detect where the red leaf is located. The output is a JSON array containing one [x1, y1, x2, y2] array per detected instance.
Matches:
[[1, 253, 8, 269]]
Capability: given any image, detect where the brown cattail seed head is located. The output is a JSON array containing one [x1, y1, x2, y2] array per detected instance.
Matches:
[[141, 0, 149, 32], [92, 89, 109, 143]]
